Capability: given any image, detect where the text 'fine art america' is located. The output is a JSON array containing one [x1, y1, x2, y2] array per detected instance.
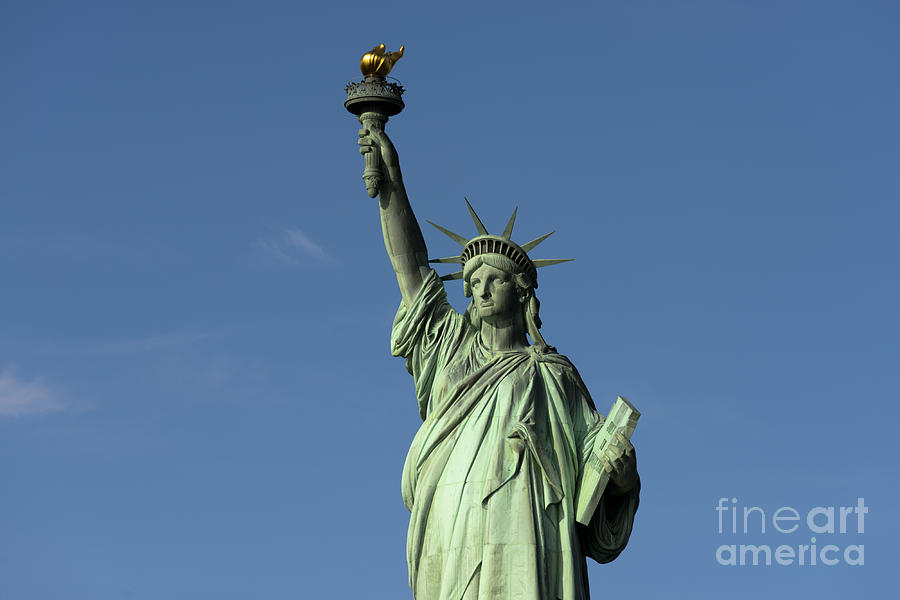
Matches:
[[345, 45, 642, 600]]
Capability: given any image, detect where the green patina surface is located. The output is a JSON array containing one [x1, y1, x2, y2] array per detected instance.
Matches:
[[352, 77, 641, 598]]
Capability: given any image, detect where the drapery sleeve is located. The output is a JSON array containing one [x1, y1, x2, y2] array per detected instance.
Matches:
[[578, 476, 640, 563], [391, 269, 471, 420], [565, 368, 641, 564]]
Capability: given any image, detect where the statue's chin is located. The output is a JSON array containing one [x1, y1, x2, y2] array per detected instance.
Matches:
[[480, 312, 519, 328]]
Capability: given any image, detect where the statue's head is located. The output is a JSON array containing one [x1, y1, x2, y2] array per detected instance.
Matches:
[[428, 201, 573, 348], [463, 253, 534, 328]]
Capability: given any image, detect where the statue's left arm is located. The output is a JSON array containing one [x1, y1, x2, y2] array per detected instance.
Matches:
[[579, 474, 640, 563], [565, 370, 641, 563]]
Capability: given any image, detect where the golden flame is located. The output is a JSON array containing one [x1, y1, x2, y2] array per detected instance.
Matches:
[[360, 44, 405, 77]]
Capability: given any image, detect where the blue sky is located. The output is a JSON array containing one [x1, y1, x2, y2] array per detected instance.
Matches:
[[1, 1, 898, 598]]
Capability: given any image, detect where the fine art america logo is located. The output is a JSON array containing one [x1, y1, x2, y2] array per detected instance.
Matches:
[[714, 497, 867, 566]]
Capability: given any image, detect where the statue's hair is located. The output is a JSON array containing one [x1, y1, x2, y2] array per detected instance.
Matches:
[[462, 254, 531, 297], [462, 253, 548, 349]]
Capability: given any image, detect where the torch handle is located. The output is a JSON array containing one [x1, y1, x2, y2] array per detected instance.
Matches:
[[360, 111, 389, 198]]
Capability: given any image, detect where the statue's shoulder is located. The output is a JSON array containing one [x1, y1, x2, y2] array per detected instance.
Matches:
[[531, 346, 592, 387], [529, 345, 578, 373], [528, 348, 597, 412]]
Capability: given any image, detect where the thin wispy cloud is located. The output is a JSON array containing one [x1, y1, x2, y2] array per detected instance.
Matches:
[[0, 332, 219, 360], [86, 332, 218, 355], [257, 227, 331, 264], [285, 229, 328, 259], [0, 367, 64, 417]]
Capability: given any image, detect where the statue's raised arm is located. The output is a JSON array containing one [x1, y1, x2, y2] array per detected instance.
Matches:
[[358, 127, 430, 305]]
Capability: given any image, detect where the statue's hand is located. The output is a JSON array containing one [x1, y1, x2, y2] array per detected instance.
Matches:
[[602, 432, 638, 494], [358, 125, 400, 178]]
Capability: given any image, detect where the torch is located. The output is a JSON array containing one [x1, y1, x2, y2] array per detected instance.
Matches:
[[344, 44, 406, 198]]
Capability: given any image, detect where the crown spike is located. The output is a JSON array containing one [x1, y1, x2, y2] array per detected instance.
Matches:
[[440, 270, 464, 281], [533, 259, 574, 268], [428, 256, 463, 264], [520, 231, 555, 252], [426, 220, 468, 246], [501, 207, 518, 240], [464, 198, 489, 236]]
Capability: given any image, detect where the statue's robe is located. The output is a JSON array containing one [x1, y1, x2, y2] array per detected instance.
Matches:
[[392, 271, 640, 600]]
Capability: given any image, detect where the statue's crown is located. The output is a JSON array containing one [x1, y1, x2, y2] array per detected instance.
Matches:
[[427, 200, 573, 289]]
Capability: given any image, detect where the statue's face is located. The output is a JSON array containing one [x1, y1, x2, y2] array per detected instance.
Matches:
[[469, 263, 522, 324]]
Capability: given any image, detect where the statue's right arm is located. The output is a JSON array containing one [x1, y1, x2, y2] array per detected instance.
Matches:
[[359, 127, 431, 306]]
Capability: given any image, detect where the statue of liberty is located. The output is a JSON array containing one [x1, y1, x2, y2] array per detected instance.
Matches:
[[351, 47, 640, 600]]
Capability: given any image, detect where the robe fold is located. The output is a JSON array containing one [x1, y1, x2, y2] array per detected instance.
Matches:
[[392, 270, 639, 600]]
